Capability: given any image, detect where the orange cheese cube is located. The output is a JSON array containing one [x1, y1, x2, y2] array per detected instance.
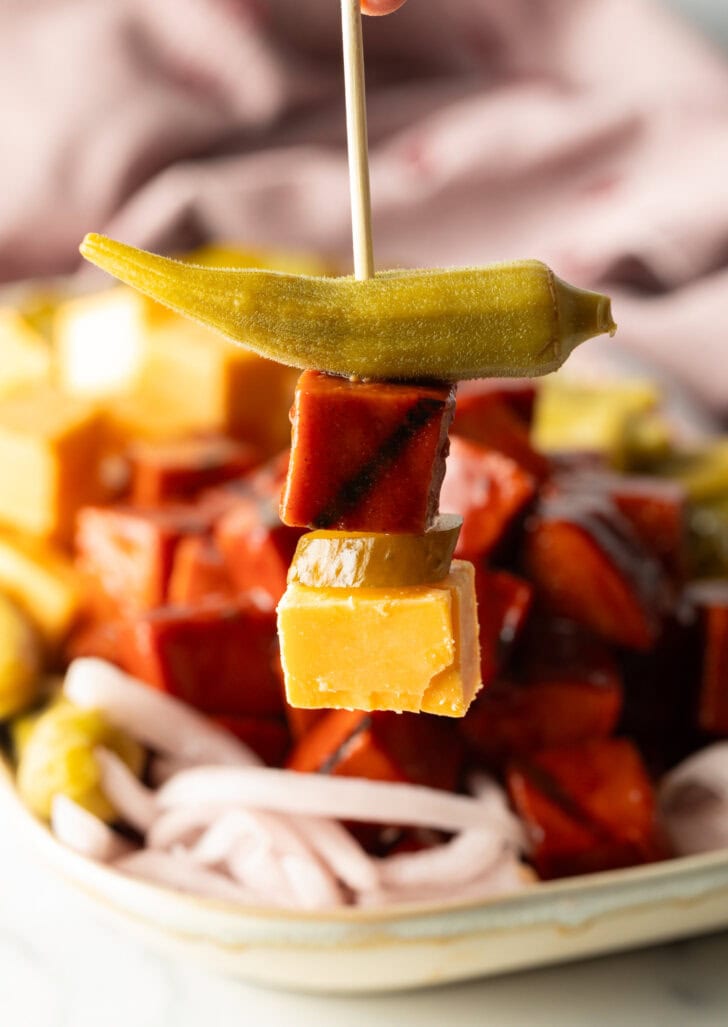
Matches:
[[0, 386, 106, 542], [277, 560, 481, 716]]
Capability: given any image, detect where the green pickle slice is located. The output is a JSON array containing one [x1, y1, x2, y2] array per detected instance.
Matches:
[[288, 515, 463, 589]]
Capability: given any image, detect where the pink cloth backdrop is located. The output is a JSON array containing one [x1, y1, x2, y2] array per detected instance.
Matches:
[[1, 0, 727, 408]]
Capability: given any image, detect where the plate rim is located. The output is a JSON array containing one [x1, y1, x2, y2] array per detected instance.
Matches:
[[4, 752, 728, 938]]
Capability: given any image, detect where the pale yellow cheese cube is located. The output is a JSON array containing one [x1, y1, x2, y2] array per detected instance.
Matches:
[[277, 561, 481, 716], [0, 309, 52, 396], [138, 319, 297, 454], [0, 386, 106, 541], [54, 287, 156, 399], [0, 533, 80, 644], [533, 379, 665, 469]]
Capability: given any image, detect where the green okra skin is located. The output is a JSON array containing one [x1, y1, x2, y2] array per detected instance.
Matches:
[[80, 233, 616, 382]]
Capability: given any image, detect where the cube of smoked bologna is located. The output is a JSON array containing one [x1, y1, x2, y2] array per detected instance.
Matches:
[[618, 614, 699, 777], [454, 379, 538, 428], [440, 436, 536, 560], [507, 738, 665, 879], [214, 715, 290, 766], [65, 618, 129, 668], [167, 535, 235, 605], [462, 620, 623, 767], [287, 709, 464, 792], [551, 470, 687, 581], [129, 436, 260, 505], [216, 491, 304, 605], [463, 677, 623, 769], [76, 504, 211, 615], [474, 569, 533, 688], [0, 386, 107, 543], [277, 560, 481, 716], [522, 496, 667, 650], [124, 598, 283, 717], [280, 371, 455, 532], [687, 580, 728, 735], [452, 388, 549, 481]]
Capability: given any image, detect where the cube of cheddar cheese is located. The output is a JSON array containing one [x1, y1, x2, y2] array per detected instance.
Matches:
[[277, 560, 481, 716], [0, 532, 80, 645], [0, 309, 52, 397], [55, 287, 155, 399], [137, 319, 298, 456], [0, 386, 106, 542]]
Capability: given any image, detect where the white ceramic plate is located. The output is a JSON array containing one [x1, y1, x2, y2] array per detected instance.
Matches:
[[2, 756, 728, 993]]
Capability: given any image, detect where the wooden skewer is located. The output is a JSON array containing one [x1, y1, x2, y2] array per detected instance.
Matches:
[[341, 0, 375, 281]]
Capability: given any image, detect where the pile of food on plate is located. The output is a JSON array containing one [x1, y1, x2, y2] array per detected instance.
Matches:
[[0, 239, 726, 910]]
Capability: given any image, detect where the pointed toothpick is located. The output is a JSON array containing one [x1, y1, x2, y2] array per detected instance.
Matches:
[[341, 0, 375, 280]]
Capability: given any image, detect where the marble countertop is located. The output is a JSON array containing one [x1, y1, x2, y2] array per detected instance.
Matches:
[[2, 835, 728, 1027]]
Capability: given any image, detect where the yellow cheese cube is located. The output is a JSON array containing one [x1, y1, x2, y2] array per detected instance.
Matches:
[[533, 379, 665, 470], [104, 392, 207, 446], [55, 287, 157, 399], [138, 319, 297, 454], [0, 533, 80, 644], [0, 386, 106, 542], [0, 309, 52, 396], [277, 561, 481, 716], [187, 242, 334, 277]]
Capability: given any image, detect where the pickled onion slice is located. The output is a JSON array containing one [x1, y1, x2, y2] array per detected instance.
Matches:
[[158, 766, 508, 833], [95, 747, 157, 834], [51, 795, 131, 862], [65, 659, 259, 766], [659, 743, 728, 856]]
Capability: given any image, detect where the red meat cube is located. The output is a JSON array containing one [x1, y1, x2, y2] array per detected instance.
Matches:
[[216, 491, 304, 604], [76, 504, 211, 615], [284, 704, 327, 741], [688, 580, 728, 735], [167, 535, 235, 605], [507, 738, 665, 879], [475, 569, 533, 687], [214, 715, 290, 766], [452, 389, 549, 481], [129, 435, 259, 505], [65, 618, 128, 667], [281, 371, 455, 532], [287, 709, 464, 792], [522, 496, 667, 650], [462, 620, 623, 767], [455, 379, 538, 427], [440, 436, 536, 559], [124, 597, 283, 717], [552, 470, 687, 580], [202, 450, 291, 520]]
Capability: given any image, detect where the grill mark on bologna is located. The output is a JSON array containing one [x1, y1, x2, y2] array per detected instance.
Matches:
[[318, 715, 372, 775], [516, 758, 618, 845], [312, 397, 447, 528]]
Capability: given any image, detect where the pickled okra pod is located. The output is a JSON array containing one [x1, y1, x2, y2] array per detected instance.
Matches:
[[80, 234, 616, 382]]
